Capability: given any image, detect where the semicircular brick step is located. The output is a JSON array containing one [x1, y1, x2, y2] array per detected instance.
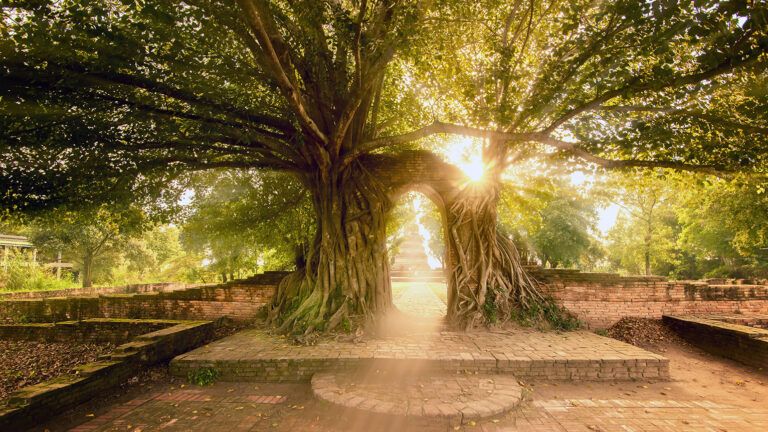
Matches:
[[311, 370, 523, 420]]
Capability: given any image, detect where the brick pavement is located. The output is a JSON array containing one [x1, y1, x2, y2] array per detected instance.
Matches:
[[171, 326, 669, 382], [33, 283, 768, 431], [486, 398, 768, 431], [311, 370, 522, 419], [60, 381, 768, 432], [390, 281, 447, 318]]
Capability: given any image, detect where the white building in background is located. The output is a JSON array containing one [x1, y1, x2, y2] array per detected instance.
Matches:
[[0, 233, 72, 278], [0, 233, 36, 267]]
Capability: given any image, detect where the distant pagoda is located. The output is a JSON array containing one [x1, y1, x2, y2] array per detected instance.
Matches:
[[390, 223, 444, 282]]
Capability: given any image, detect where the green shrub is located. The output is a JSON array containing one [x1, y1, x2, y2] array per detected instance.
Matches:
[[512, 297, 581, 331], [0, 258, 77, 292], [188, 367, 220, 386], [483, 293, 499, 324], [341, 317, 352, 333]]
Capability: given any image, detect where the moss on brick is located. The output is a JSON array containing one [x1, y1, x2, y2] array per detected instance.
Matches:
[[0, 319, 215, 431]]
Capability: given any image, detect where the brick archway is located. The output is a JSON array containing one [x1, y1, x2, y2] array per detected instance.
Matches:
[[364, 150, 468, 316]]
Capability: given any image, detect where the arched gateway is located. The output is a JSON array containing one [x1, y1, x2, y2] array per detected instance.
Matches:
[[269, 149, 542, 333]]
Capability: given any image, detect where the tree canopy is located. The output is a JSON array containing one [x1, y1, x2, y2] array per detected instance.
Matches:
[[2, 0, 767, 331], [2, 0, 767, 212]]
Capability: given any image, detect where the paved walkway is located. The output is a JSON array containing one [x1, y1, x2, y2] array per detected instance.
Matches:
[[62, 381, 768, 432], [312, 370, 522, 419], [391, 281, 447, 318], [506, 398, 768, 431]]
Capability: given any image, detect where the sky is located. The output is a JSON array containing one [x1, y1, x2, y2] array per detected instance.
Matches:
[[569, 171, 620, 236]]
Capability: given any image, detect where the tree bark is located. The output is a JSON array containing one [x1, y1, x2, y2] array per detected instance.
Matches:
[[268, 161, 393, 334], [267, 150, 560, 334], [644, 220, 653, 276], [445, 180, 543, 329], [82, 253, 93, 288]]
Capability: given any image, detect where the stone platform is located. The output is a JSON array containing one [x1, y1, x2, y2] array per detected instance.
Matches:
[[170, 327, 669, 382], [312, 370, 523, 420]]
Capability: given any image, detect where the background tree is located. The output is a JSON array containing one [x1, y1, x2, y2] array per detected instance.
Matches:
[[600, 173, 768, 279], [2, 1, 767, 332], [600, 171, 679, 275], [30, 206, 146, 287], [118, 225, 194, 284], [530, 195, 596, 269], [604, 212, 679, 276], [677, 175, 768, 278], [180, 171, 313, 282], [499, 167, 601, 269]]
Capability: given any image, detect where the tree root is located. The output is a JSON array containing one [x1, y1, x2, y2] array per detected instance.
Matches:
[[446, 183, 577, 330]]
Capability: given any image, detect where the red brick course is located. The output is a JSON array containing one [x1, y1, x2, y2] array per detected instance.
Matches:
[[0, 273, 286, 323], [536, 269, 768, 328], [3, 269, 767, 331]]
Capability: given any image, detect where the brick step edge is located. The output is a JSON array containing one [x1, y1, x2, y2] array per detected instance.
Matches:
[[0, 320, 215, 431], [169, 356, 670, 383]]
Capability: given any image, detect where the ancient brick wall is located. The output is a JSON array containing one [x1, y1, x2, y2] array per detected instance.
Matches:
[[535, 269, 768, 328], [5, 268, 767, 329], [0, 282, 209, 300], [0, 318, 176, 344], [0, 272, 287, 323]]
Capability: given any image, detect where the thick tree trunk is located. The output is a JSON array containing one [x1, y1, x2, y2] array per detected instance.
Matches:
[[267, 149, 571, 334], [445, 181, 543, 329], [268, 162, 393, 335], [443, 142, 568, 330], [82, 254, 93, 288], [644, 229, 652, 276]]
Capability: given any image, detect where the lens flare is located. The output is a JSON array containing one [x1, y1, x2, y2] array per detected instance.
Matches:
[[462, 157, 485, 182], [441, 136, 486, 183]]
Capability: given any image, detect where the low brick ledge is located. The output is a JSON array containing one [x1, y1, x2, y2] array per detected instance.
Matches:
[[663, 314, 768, 370], [0, 318, 183, 344], [0, 320, 215, 431], [169, 330, 669, 383], [0, 274, 282, 324], [0, 282, 211, 300], [171, 356, 669, 383]]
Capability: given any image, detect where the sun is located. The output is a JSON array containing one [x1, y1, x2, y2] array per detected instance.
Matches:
[[441, 136, 486, 183], [462, 158, 485, 182]]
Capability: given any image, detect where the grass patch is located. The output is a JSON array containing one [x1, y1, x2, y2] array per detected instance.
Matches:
[[187, 366, 220, 386], [0, 260, 78, 292]]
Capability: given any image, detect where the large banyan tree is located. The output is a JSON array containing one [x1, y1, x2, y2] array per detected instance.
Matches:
[[2, 1, 767, 333]]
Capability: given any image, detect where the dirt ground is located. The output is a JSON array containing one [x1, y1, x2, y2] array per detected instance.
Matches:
[[0, 340, 115, 401], [528, 341, 768, 410]]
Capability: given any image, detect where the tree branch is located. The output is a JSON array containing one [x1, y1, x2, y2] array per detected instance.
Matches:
[[3, 60, 295, 134], [542, 46, 767, 134], [350, 121, 537, 163], [236, 0, 329, 145], [536, 135, 725, 174], [354, 121, 730, 174], [598, 105, 768, 135]]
